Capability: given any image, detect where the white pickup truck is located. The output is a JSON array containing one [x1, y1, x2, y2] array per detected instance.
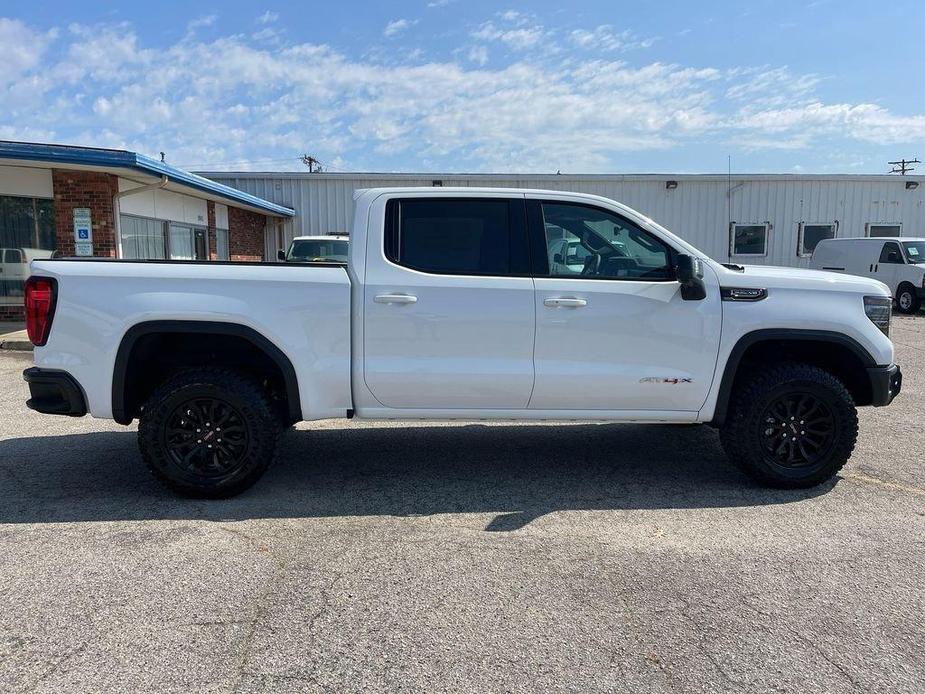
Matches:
[[22, 188, 902, 497]]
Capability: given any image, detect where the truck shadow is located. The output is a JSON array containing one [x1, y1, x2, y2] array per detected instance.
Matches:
[[0, 423, 834, 529]]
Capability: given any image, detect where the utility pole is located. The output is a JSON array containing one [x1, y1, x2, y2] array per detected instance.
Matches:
[[300, 154, 323, 173], [888, 158, 919, 175]]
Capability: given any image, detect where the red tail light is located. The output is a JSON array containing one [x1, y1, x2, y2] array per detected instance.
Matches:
[[24, 276, 57, 346]]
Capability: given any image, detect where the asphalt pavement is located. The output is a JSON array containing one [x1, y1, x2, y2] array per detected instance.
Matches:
[[0, 318, 923, 693]]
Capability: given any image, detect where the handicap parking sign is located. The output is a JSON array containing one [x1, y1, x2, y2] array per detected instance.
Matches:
[[77, 228, 89, 240]]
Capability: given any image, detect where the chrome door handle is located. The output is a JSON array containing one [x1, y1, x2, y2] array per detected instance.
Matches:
[[374, 293, 418, 304], [544, 297, 587, 308]]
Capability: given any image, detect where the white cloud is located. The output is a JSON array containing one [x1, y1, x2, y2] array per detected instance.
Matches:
[[258, 11, 279, 24], [0, 18, 54, 87], [186, 15, 216, 32], [569, 25, 656, 52], [384, 19, 416, 37], [427, 0, 454, 7], [467, 45, 489, 66], [0, 15, 922, 172], [472, 21, 545, 50]]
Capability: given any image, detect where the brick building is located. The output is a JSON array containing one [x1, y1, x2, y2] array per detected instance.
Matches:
[[0, 141, 294, 320]]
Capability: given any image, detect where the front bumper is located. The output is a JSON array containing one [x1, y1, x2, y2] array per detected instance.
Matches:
[[23, 367, 87, 417], [867, 364, 902, 406]]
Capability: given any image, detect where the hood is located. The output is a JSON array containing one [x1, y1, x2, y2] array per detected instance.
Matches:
[[715, 263, 891, 296]]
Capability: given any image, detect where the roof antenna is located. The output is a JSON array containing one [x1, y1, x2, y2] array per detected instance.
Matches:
[[160, 151, 166, 163]]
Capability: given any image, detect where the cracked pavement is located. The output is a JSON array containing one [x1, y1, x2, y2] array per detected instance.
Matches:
[[1, 315, 923, 693]]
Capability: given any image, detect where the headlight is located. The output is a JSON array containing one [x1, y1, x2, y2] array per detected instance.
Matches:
[[864, 296, 891, 337]]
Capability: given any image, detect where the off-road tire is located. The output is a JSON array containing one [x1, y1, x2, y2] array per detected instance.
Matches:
[[896, 283, 921, 315], [719, 363, 858, 489], [138, 368, 278, 498]]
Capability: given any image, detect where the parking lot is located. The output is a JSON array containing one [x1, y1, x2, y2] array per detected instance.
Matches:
[[0, 318, 921, 693]]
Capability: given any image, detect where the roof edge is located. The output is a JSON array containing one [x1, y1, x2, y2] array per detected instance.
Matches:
[[0, 140, 295, 217]]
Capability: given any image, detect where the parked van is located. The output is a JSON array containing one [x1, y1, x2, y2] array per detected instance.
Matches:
[[0, 247, 58, 295], [811, 237, 925, 314]]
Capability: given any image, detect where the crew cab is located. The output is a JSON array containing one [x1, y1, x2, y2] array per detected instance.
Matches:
[[22, 188, 902, 497]]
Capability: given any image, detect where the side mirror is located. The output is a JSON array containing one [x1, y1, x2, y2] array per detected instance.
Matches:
[[277, 249, 286, 261], [676, 254, 706, 301]]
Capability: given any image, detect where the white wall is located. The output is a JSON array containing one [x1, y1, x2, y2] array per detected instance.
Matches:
[[117, 177, 208, 226], [0, 166, 53, 198]]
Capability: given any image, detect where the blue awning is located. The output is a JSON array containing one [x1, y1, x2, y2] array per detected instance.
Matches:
[[0, 140, 295, 217]]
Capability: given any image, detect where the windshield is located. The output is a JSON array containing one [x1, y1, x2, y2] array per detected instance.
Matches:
[[286, 239, 348, 262], [902, 241, 925, 263]]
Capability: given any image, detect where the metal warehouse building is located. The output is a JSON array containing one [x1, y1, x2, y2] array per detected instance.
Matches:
[[202, 171, 925, 268]]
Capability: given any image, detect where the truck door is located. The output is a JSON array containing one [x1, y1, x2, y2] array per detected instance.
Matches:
[[363, 196, 536, 409], [527, 198, 722, 412]]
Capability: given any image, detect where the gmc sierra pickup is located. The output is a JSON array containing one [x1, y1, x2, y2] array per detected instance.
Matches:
[[23, 188, 902, 497]]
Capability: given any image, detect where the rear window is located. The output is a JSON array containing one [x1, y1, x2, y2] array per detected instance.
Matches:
[[384, 198, 529, 276], [4, 249, 22, 263]]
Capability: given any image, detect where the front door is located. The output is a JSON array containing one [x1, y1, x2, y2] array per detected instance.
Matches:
[[875, 241, 904, 294], [363, 196, 536, 409], [528, 199, 722, 412]]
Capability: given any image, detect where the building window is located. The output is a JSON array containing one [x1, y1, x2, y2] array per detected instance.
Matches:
[[121, 215, 209, 260], [168, 224, 195, 260], [121, 215, 167, 259], [867, 223, 902, 238], [730, 223, 769, 256], [215, 228, 230, 260], [1, 195, 56, 306], [798, 223, 836, 257]]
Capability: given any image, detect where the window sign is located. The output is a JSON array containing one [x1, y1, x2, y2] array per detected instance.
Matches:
[[73, 208, 93, 256]]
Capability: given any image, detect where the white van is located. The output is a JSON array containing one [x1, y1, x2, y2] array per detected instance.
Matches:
[[811, 237, 925, 314], [0, 247, 58, 293]]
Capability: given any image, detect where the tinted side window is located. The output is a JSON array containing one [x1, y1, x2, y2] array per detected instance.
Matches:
[[879, 242, 903, 264], [541, 202, 673, 280], [5, 249, 22, 263], [385, 199, 528, 276]]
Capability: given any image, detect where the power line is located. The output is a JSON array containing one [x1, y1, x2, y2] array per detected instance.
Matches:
[[300, 154, 323, 172], [888, 158, 919, 175]]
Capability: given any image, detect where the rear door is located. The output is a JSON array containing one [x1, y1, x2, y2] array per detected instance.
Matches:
[[527, 198, 722, 412], [363, 195, 536, 409]]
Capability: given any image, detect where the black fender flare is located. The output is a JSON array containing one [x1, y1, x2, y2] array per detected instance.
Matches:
[[112, 320, 302, 425], [709, 328, 877, 426]]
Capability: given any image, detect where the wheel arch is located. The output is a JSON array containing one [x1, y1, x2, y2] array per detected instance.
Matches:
[[112, 320, 302, 425], [710, 329, 876, 426]]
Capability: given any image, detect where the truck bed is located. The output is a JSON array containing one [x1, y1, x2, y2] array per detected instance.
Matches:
[[30, 258, 353, 421]]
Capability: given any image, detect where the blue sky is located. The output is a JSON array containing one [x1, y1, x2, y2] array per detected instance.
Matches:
[[1, 0, 923, 173]]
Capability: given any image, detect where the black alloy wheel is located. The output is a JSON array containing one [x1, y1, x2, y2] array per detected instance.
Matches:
[[163, 397, 250, 478], [760, 393, 836, 468]]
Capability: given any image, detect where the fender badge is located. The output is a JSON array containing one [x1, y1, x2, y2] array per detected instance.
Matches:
[[640, 377, 693, 384]]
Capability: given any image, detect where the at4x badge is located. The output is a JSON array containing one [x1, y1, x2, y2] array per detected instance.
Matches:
[[640, 377, 693, 384]]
